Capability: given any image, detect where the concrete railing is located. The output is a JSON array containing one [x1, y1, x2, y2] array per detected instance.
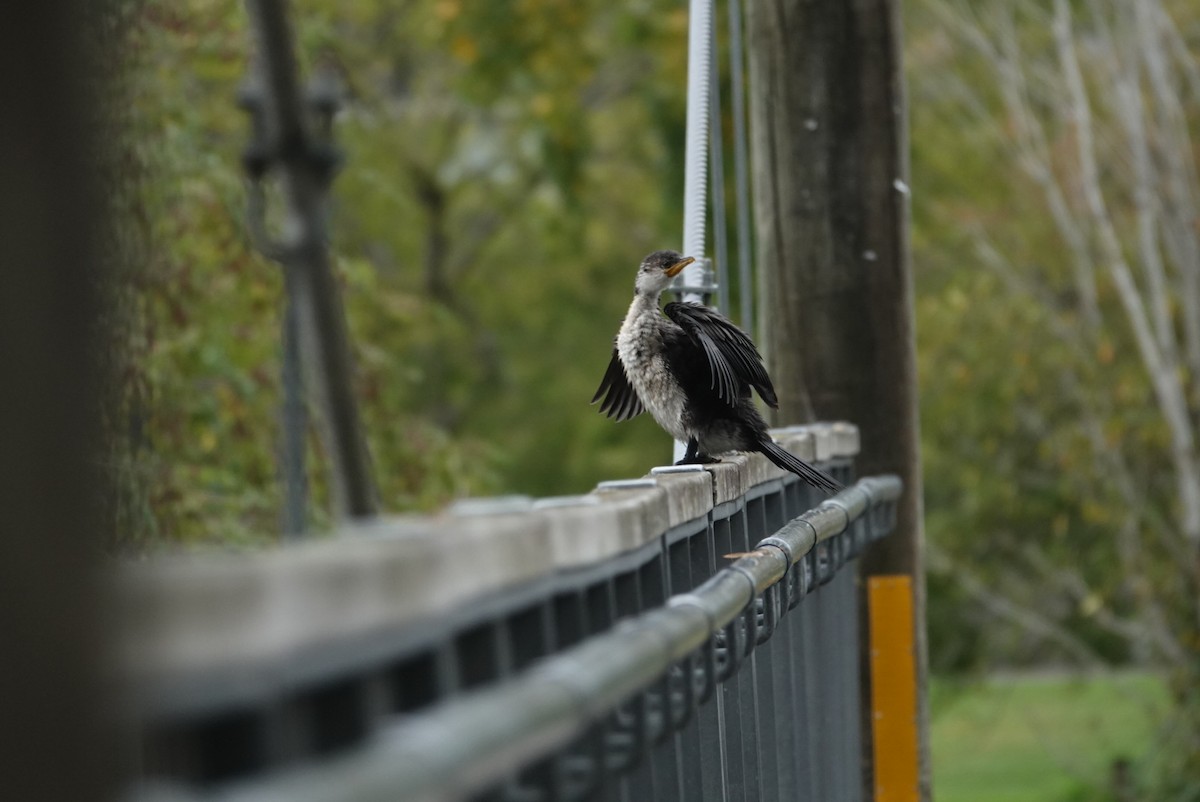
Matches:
[[119, 422, 900, 802]]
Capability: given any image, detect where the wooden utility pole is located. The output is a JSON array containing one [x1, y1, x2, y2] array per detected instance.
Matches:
[[744, 0, 929, 799]]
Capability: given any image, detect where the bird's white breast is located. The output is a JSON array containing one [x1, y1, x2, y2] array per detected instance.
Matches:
[[617, 295, 690, 442]]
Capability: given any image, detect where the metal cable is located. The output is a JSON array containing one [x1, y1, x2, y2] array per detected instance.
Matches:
[[728, 0, 755, 332], [709, 15, 731, 317]]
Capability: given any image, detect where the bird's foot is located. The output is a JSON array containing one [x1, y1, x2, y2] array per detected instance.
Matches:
[[675, 453, 721, 466]]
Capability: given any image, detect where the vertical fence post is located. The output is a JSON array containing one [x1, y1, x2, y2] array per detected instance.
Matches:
[[745, 0, 929, 798], [240, 0, 377, 523]]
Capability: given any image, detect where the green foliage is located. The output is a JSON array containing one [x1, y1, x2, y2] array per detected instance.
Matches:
[[109, 0, 286, 545], [110, 0, 695, 545], [908, 0, 1190, 669]]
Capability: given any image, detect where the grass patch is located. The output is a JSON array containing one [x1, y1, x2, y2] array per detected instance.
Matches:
[[931, 672, 1168, 802]]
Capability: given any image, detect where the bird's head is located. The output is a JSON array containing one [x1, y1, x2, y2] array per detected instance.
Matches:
[[635, 250, 695, 297]]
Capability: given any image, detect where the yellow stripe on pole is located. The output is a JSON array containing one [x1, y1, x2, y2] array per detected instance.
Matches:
[[869, 575, 920, 802]]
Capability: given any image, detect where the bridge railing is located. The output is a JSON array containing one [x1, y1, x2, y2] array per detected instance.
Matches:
[[119, 422, 901, 802]]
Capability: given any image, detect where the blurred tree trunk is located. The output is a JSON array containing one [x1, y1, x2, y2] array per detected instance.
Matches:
[[745, 0, 929, 799]]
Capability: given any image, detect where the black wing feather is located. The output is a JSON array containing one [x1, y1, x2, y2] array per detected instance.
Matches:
[[591, 346, 644, 422], [664, 302, 778, 408], [696, 328, 738, 405]]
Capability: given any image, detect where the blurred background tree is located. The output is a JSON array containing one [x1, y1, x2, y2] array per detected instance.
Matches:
[[910, 0, 1200, 794], [111, 0, 698, 545]]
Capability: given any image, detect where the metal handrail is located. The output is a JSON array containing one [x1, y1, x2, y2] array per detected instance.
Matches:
[[128, 475, 899, 802]]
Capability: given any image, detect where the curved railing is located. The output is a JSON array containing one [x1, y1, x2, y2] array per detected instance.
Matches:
[[120, 423, 900, 802]]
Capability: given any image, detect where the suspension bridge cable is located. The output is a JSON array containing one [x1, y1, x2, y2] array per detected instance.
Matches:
[[709, 15, 731, 317], [728, 0, 754, 333]]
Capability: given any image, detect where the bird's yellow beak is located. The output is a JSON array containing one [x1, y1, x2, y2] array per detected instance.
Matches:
[[665, 256, 695, 278]]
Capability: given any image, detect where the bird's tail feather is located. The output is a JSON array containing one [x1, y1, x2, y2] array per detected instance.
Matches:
[[758, 440, 843, 495]]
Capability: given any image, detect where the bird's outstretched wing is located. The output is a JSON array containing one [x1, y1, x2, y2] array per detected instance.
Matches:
[[664, 302, 778, 408], [591, 346, 645, 421]]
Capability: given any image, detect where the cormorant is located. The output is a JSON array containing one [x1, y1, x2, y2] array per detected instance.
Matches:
[[592, 249, 842, 494]]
